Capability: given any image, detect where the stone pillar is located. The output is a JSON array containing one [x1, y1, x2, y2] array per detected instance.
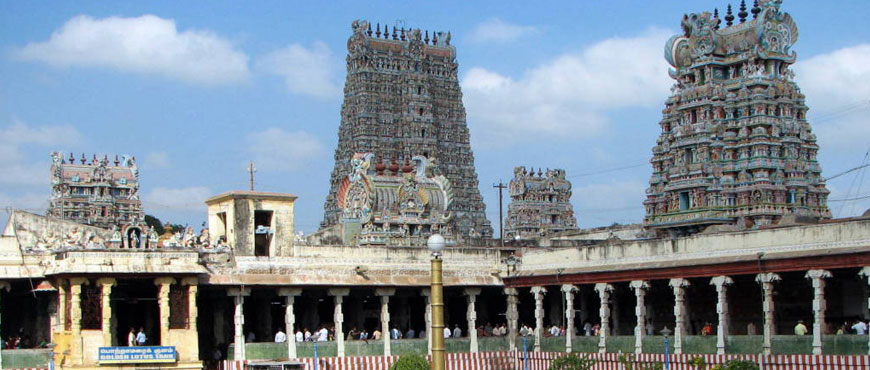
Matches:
[[68, 277, 88, 365], [594, 283, 613, 353], [464, 288, 481, 353], [629, 280, 649, 354], [56, 279, 66, 335], [228, 287, 250, 361], [530, 286, 547, 352], [279, 288, 302, 359], [421, 288, 432, 355], [97, 278, 116, 346], [504, 288, 519, 352], [561, 285, 578, 353], [806, 270, 831, 355], [859, 268, 870, 355], [329, 288, 350, 357], [755, 272, 781, 356], [375, 288, 396, 356], [710, 276, 734, 355], [181, 277, 200, 361], [669, 278, 690, 355], [155, 277, 176, 345]]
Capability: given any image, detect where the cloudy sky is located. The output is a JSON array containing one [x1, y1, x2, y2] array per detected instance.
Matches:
[[2, 1, 869, 234]]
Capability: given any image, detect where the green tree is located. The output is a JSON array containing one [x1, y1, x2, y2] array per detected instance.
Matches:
[[144, 214, 164, 235], [550, 353, 596, 370], [389, 354, 428, 370]]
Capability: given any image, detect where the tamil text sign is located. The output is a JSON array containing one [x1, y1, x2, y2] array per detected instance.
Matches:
[[98, 346, 177, 364]]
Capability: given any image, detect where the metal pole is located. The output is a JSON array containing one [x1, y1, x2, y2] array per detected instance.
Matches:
[[431, 256, 445, 370], [522, 336, 528, 370], [313, 341, 318, 370]]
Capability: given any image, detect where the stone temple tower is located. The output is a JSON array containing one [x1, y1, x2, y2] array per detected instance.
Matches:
[[644, 1, 831, 235], [321, 20, 492, 238]]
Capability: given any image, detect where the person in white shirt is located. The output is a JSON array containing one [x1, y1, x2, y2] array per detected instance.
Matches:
[[583, 322, 592, 336], [549, 325, 560, 337], [317, 327, 329, 341], [295, 330, 304, 342], [274, 330, 287, 343], [304, 329, 312, 342], [452, 325, 462, 338], [852, 320, 868, 335], [390, 327, 401, 340], [443, 326, 452, 338]]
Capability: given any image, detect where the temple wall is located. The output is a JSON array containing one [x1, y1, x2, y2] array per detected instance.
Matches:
[[206, 244, 507, 286], [521, 218, 870, 273]]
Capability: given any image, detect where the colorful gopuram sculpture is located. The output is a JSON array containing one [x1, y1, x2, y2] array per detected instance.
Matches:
[[321, 20, 492, 239], [644, 0, 831, 235], [48, 152, 144, 229], [333, 152, 455, 246], [506, 167, 577, 240]]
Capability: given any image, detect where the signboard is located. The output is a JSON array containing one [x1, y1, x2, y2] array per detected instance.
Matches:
[[98, 346, 177, 364]]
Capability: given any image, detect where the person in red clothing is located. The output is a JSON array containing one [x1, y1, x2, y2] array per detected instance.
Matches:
[[701, 322, 714, 336]]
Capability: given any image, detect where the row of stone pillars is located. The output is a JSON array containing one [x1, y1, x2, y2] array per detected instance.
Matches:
[[227, 286, 486, 360], [513, 268, 870, 356]]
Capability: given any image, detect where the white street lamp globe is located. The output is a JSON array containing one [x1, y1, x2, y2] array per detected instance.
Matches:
[[427, 233, 446, 255]]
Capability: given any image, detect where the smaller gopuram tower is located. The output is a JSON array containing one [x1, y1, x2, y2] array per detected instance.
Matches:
[[506, 166, 577, 240], [48, 152, 144, 229], [644, 0, 831, 235]]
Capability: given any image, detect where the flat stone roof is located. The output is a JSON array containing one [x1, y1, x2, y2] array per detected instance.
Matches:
[[205, 190, 297, 204]]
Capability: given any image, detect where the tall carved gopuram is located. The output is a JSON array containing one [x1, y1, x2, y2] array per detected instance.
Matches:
[[321, 20, 492, 239], [506, 167, 577, 240], [48, 152, 144, 229], [644, 1, 831, 235]]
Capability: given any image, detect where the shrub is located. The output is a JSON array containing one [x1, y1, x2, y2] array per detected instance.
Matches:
[[617, 354, 662, 370], [710, 359, 759, 370], [389, 353, 429, 370], [549, 353, 596, 370]]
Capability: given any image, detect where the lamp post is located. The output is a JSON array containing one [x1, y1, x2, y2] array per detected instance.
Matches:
[[660, 326, 672, 370], [428, 234, 446, 370]]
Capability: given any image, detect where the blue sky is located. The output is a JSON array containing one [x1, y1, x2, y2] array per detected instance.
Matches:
[[2, 1, 869, 234]]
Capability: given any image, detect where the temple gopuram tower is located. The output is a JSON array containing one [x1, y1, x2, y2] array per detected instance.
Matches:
[[321, 20, 492, 239], [644, 1, 831, 235], [506, 167, 577, 240], [48, 152, 144, 229]]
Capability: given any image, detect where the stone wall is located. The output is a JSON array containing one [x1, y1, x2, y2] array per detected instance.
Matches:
[[518, 218, 870, 275]]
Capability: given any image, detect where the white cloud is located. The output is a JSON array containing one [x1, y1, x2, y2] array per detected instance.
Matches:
[[795, 44, 870, 151], [244, 128, 324, 172], [256, 42, 340, 98], [468, 18, 538, 44], [143, 186, 211, 212], [462, 28, 673, 147], [0, 120, 85, 186], [144, 151, 170, 169], [17, 14, 250, 86]]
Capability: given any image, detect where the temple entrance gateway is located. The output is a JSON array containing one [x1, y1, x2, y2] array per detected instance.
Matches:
[[112, 279, 160, 346]]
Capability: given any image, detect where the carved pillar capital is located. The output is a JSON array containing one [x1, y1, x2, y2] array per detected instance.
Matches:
[[709, 275, 734, 289], [328, 288, 351, 297], [375, 287, 396, 297], [629, 280, 649, 291], [153, 277, 176, 287], [227, 287, 251, 297], [278, 287, 303, 297]]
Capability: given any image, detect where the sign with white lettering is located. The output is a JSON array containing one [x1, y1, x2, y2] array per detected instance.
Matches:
[[98, 346, 177, 364]]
